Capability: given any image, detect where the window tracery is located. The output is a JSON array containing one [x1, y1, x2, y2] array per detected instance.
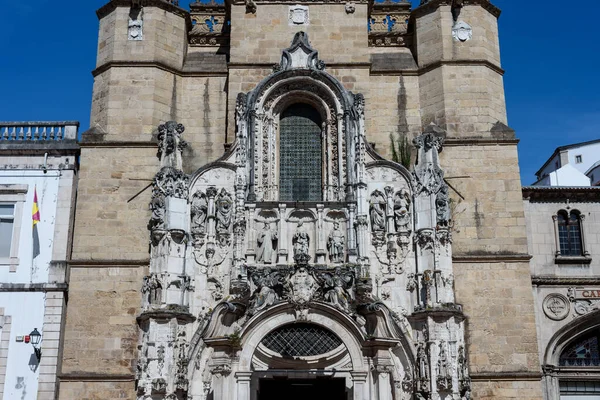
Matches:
[[279, 104, 323, 201]]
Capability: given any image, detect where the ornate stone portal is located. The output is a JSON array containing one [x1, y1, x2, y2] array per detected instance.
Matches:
[[135, 33, 470, 400]]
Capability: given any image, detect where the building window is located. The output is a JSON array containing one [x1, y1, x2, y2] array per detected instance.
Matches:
[[557, 211, 584, 256], [0, 204, 15, 258], [279, 104, 323, 201], [576, 155, 583, 164], [559, 332, 600, 367], [0, 184, 28, 270]]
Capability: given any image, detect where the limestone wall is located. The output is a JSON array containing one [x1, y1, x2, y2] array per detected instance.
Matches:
[[415, 5, 501, 68], [60, 267, 146, 375], [229, 3, 369, 64], [97, 6, 187, 70]]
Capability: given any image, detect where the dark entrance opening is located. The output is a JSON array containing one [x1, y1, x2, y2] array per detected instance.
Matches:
[[259, 378, 346, 400]]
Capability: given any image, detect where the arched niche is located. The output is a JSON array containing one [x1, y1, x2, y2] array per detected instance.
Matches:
[[235, 34, 364, 203]]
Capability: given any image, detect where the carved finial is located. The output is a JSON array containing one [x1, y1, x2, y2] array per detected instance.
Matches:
[[157, 121, 187, 170]]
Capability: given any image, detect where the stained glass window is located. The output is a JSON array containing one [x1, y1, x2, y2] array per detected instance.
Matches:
[[559, 333, 600, 367], [279, 104, 322, 201], [558, 211, 583, 256]]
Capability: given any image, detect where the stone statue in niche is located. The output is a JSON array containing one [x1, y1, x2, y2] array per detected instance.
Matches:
[[394, 190, 411, 231], [257, 222, 278, 264], [148, 195, 165, 231], [142, 273, 163, 306], [370, 191, 386, 232], [216, 189, 233, 234], [327, 222, 345, 263], [416, 342, 430, 394], [436, 185, 451, 226], [190, 191, 208, 235], [436, 340, 452, 390], [292, 221, 310, 258]]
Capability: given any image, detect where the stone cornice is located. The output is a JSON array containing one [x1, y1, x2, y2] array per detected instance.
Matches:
[[444, 137, 519, 146], [0, 283, 68, 292], [373, 59, 504, 76], [412, 0, 501, 19], [452, 253, 532, 263], [532, 276, 600, 286], [92, 61, 228, 78], [58, 373, 135, 382], [96, 0, 189, 19], [523, 186, 600, 202], [79, 140, 158, 148], [470, 371, 542, 381], [68, 259, 150, 268]]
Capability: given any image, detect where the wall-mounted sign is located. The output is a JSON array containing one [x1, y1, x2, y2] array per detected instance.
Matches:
[[15, 336, 24, 342], [568, 288, 600, 300]]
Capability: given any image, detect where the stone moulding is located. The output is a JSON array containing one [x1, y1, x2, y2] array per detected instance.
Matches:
[[522, 186, 600, 202], [368, 33, 413, 47], [413, 0, 501, 19], [96, 0, 190, 19]]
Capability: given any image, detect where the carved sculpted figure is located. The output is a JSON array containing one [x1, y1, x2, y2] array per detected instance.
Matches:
[[436, 185, 451, 226], [327, 222, 345, 263], [250, 269, 283, 313], [190, 192, 208, 235], [369, 191, 386, 232], [216, 190, 233, 234], [148, 195, 165, 231], [257, 222, 278, 264], [394, 190, 411, 231], [321, 270, 353, 311], [292, 221, 310, 258], [416, 342, 430, 393]]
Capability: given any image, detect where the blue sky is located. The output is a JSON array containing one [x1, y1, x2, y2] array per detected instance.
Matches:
[[0, 1, 598, 184]]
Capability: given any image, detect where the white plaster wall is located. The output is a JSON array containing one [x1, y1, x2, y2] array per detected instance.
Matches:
[[538, 154, 561, 182], [567, 143, 600, 176], [547, 165, 590, 187], [0, 170, 62, 400], [0, 292, 45, 400], [587, 164, 600, 186], [525, 199, 600, 276], [526, 198, 600, 367]]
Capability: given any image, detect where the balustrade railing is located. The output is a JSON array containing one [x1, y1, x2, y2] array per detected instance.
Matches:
[[0, 122, 78, 142]]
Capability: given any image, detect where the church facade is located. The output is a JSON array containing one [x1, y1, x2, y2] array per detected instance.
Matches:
[[58, 0, 543, 399]]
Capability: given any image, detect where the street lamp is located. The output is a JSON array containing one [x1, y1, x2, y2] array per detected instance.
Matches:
[[29, 328, 42, 361]]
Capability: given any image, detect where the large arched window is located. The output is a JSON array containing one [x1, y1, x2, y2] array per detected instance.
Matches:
[[559, 331, 600, 367], [279, 104, 323, 201], [557, 210, 583, 256], [557, 329, 600, 398]]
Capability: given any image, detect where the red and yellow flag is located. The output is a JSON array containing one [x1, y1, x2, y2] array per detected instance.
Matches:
[[32, 187, 40, 258]]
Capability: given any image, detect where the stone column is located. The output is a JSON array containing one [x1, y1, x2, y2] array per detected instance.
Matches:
[[246, 204, 257, 263], [351, 371, 370, 400], [316, 204, 326, 263], [277, 203, 288, 264], [347, 203, 358, 263], [236, 372, 253, 400]]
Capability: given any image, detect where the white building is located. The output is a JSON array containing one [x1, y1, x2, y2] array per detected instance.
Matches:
[[533, 139, 600, 187], [0, 122, 79, 399], [525, 138, 600, 399]]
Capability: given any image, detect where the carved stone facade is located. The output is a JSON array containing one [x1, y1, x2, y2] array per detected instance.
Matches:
[[128, 34, 473, 400], [59, 1, 543, 399]]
